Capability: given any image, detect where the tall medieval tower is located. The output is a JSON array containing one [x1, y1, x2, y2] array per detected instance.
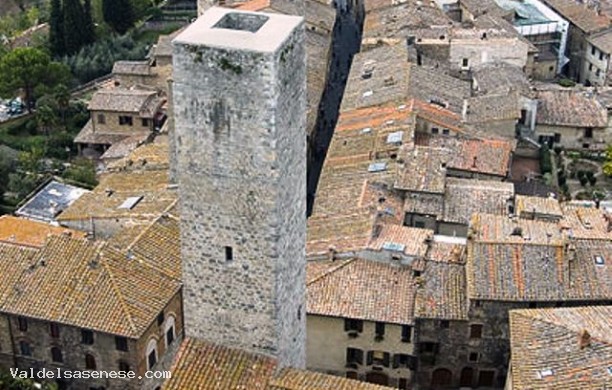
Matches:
[[171, 8, 307, 368]]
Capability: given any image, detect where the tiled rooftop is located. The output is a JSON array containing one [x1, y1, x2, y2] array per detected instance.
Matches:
[[464, 92, 522, 123], [472, 62, 531, 96], [307, 258, 416, 324], [509, 305, 612, 389], [162, 338, 393, 390], [538, 0, 610, 33], [395, 146, 449, 194], [515, 194, 564, 219], [536, 90, 608, 128], [589, 29, 612, 54], [368, 224, 433, 257], [0, 216, 85, 248], [106, 135, 171, 172], [0, 218, 181, 337], [444, 178, 514, 225], [88, 89, 164, 118], [467, 213, 611, 301], [56, 170, 177, 225], [112, 60, 153, 76], [415, 260, 468, 320], [416, 134, 514, 177], [74, 119, 137, 145], [561, 205, 612, 240]]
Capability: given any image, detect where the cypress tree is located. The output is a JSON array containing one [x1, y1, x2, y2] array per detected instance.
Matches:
[[49, 0, 65, 57], [103, 0, 135, 35], [83, 0, 96, 45], [63, 0, 86, 54]]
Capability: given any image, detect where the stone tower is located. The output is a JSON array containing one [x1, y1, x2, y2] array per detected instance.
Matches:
[[171, 8, 307, 368]]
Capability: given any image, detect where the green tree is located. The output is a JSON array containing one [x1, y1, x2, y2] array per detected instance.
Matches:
[[0, 48, 71, 111], [102, 0, 135, 35], [49, 0, 65, 56], [18, 146, 45, 173], [54, 84, 70, 125], [63, 158, 97, 187], [604, 145, 612, 177], [36, 104, 58, 135], [63, 0, 86, 54], [83, 0, 96, 45]]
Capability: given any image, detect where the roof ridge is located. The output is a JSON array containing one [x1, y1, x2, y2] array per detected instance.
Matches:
[[99, 247, 139, 335], [307, 259, 356, 286], [514, 309, 612, 346]]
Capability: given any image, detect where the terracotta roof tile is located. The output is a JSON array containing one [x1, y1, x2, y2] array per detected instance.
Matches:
[[163, 338, 394, 390], [536, 90, 608, 128], [395, 146, 449, 193], [538, 0, 610, 33], [561, 205, 612, 240], [0, 216, 85, 248], [307, 258, 416, 324], [368, 224, 433, 257], [509, 306, 612, 389], [444, 178, 514, 224], [415, 260, 468, 320], [0, 229, 181, 337], [515, 195, 564, 219]]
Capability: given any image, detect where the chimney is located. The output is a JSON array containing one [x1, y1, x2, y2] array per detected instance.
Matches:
[[579, 329, 591, 349]]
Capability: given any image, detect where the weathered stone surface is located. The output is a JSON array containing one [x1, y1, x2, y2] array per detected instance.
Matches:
[[172, 7, 307, 368]]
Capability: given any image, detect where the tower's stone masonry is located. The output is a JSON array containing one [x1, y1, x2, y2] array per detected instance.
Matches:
[[172, 7, 307, 368]]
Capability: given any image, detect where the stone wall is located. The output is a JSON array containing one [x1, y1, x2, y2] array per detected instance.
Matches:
[[172, 9, 307, 368], [90, 110, 153, 135]]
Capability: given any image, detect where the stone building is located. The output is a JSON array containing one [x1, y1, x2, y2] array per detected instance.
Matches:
[[171, 7, 307, 367], [74, 89, 167, 158], [535, 89, 610, 150], [506, 305, 612, 389], [539, 0, 611, 82], [0, 215, 183, 390], [583, 30, 612, 86]]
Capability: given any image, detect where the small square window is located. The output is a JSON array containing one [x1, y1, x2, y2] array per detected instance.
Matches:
[[413, 270, 421, 277], [97, 114, 105, 124], [440, 320, 450, 329], [345, 318, 363, 333], [225, 246, 233, 261], [49, 323, 60, 338], [462, 58, 469, 67], [81, 329, 94, 345], [401, 325, 412, 342], [431, 127, 439, 134], [470, 324, 483, 339], [17, 317, 28, 332], [469, 352, 479, 362], [115, 336, 128, 352], [375, 322, 385, 338], [142, 118, 150, 127], [119, 116, 133, 126], [583, 143, 590, 149], [442, 129, 450, 135]]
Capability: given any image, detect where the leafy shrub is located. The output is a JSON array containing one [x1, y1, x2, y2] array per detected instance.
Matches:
[[585, 171, 595, 180], [579, 176, 588, 186], [557, 78, 576, 87], [588, 175, 597, 186], [540, 145, 553, 174]]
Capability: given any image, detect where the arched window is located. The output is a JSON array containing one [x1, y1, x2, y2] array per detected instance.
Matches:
[[164, 315, 176, 347], [51, 346, 63, 363], [431, 368, 453, 388], [85, 353, 96, 370], [146, 338, 157, 370]]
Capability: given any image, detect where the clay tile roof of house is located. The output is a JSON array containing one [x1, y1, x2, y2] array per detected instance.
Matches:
[[0, 216, 86, 248], [307, 211, 378, 257], [368, 224, 433, 257], [414, 260, 468, 320], [472, 62, 531, 96], [112, 60, 153, 76], [509, 306, 612, 390], [589, 29, 612, 54], [162, 338, 394, 390], [0, 228, 181, 338], [236, 0, 271, 11], [464, 92, 522, 123], [560, 205, 612, 240], [154, 27, 187, 58], [56, 170, 177, 223], [395, 146, 449, 194], [307, 258, 416, 324], [269, 368, 394, 389], [536, 90, 608, 128], [537, 0, 610, 34], [74, 119, 137, 145], [427, 241, 466, 264], [444, 178, 514, 225], [416, 134, 514, 177], [466, 213, 611, 301], [459, 0, 510, 18], [515, 194, 563, 219], [106, 135, 170, 172], [88, 89, 159, 114]]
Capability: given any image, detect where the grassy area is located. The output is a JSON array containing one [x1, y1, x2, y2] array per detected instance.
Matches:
[[0, 115, 47, 151], [132, 22, 184, 44]]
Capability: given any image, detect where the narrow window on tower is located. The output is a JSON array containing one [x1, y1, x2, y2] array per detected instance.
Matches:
[[225, 246, 233, 262]]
